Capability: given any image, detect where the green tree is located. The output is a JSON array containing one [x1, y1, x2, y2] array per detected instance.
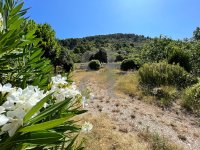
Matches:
[[35, 23, 61, 62], [141, 36, 172, 63], [24, 20, 74, 72], [193, 27, 200, 40]]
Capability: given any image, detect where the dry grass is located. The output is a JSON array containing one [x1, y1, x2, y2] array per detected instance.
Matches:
[[115, 71, 140, 97], [72, 68, 108, 84], [114, 71, 156, 104], [77, 113, 149, 150], [138, 128, 184, 150]]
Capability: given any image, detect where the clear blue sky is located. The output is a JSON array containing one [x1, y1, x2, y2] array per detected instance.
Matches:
[[24, 0, 200, 39]]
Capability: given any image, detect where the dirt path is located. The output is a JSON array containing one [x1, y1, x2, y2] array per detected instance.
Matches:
[[74, 69, 200, 150]]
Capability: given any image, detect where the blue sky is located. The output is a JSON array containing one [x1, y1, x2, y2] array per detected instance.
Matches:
[[24, 0, 200, 39]]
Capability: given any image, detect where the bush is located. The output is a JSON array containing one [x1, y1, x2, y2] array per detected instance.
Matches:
[[168, 49, 191, 72], [115, 54, 124, 62], [120, 59, 139, 71], [138, 61, 197, 89], [0, 1, 88, 149], [152, 86, 178, 107], [182, 83, 200, 115], [89, 49, 108, 63], [88, 60, 101, 70], [190, 41, 200, 76]]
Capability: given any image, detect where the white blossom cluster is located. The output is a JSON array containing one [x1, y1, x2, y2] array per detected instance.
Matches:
[[0, 75, 92, 137]]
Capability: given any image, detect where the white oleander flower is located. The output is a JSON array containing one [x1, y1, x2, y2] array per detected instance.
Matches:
[[7, 107, 26, 120], [50, 77, 81, 103], [1, 118, 23, 137], [81, 122, 93, 132], [0, 106, 9, 126], [0, 83, 14, 94], [51, 75, 68, 86]]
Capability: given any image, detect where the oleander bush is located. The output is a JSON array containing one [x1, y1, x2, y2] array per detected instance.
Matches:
[[0, 0, 91, 149], [0, 0, 53, 89], [182, 82, 200, 115], [120, 59, 139, 71], [88, 60, 101, 70], [138, 61, 197, 89]]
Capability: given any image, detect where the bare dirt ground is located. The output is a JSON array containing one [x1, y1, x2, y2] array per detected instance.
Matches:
[[73, 67, 200, 150]]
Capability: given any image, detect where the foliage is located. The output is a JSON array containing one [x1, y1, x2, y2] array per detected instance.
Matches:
[[0, 75, 88, 150], [120, 59, 139, 71], [59, 33, 149, 51], [0, 0, 89, 149], [115, 54, 125, 62], [59, 34, 150, 63], [89, 49, 108, 63], [189, 41, 200, 76], [138, 61, 197, 89], [24, 20, 74, 73], [0, 0, 53, 89], [193, 27, 200, 41], [141, 36, 172, 63], [168, 48, 191, 72], [152, 86, 178, 107], [54, 49, 74, 72], [182, 82, 200, 115], [88, 60, 101, 70], [35, 23, 61, 61]]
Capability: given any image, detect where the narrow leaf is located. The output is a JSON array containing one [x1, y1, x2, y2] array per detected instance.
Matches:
[[19, 115, 74, 132], [23, 94, 52, 123]]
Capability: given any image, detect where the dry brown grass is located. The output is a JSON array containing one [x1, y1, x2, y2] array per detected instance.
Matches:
[[77, 113, 148, 150], [114, 71, 156, 104], [115, 71, 141, 97], [138, 128, 184, 150], [72, 68, 108, 84]]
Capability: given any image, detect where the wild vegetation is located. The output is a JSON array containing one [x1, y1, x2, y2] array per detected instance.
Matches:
[[66, 29, 200, 114], [1, 0, 200, 149]]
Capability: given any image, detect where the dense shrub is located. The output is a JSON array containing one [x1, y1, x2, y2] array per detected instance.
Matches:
[[190, 41, 200, 76], [120, 59, 139, 71], [138, 62, 197, 88], [88, 60, 101, 70], [182, 83, 200, 115], [89, 49, 108, 63], [54, 50, 74, 72], [141, 36, 172, 63], [115, 54, 124, 62], [168, 49, 191, 72]]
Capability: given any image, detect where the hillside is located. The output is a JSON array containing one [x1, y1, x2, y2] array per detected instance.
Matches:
[[59, 33, 150, 50], [58, 33, 151, 62]]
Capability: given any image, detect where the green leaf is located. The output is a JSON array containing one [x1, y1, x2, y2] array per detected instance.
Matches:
[[23, 94, 52, 123], [65, 134, 79, 150], [14, 131, 63, 144], [28, 98, 72, 124], [19, 115, 74, 132], [10, 3, 24, 16]]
